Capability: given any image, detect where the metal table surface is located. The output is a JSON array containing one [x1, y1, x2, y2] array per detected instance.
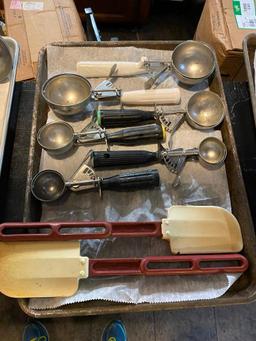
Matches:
[[1, 80, 256, 231]]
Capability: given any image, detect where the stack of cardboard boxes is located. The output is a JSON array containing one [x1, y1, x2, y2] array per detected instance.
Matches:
[[3, 0, 85, 81]]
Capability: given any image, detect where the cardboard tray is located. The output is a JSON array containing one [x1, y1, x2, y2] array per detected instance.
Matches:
[[19, 41, 256, 318], [243, 34, 256, 127]]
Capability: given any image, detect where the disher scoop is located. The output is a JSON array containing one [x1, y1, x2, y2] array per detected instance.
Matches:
[[42, 73, 181, 116], [31, 168, 160, 202], [37, 121, 165, 155]]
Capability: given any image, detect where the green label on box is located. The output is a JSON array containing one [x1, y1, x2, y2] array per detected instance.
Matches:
[[233, 0, 256, 29], [233, 1, 242, 15]]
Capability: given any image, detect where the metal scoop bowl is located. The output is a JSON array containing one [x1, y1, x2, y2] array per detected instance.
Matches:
[[160, 91, 225, 136], [0, 37, 12, 82], [37, 122, 76, 155], [31, 170, 91, 202], [164, 136, 227, 186], [186, 91, 225, 129], [198, 136, 227, 169], [31, 170, 66, 202], [172, 41, 215, 85], [165, 136, 227, 169], [42, 73, 92, 116]]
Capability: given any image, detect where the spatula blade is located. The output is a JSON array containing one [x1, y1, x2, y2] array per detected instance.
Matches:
[[0, 241, 88, 298], [161, 205, 243, 254]]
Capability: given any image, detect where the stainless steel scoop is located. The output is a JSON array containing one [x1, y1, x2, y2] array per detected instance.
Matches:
[[0, 37, 12, 82], [163, 136, 227, 168], [42, 73, 180, 116], [91, 136, 227, 187], [146, 41, 216, 88], [159, 91, 225, 133], [37, 122, 77, 155], [92, 136, 227, 169], [77, 41, 215, 88], [164, 136, 227, 186], [37, 121, 165, 155], [32, 170, 67, 202], [31, 167, 160, 202], [171, 40, 215, 85], [186, 91, 225, 129]]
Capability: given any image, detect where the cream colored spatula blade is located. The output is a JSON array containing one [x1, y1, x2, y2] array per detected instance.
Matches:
[[0, 241, 88, 298], [161, 205, 243, 254]]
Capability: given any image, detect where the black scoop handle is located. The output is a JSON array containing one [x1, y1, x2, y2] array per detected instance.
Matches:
[[98, 109, 155, 128], [92, 150, 159, 168], [106, 124, 164, 145], [100, 169, 160, 190]]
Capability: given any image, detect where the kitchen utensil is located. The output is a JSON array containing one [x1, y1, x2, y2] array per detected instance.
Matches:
[[180, 91, 225, 129], [77, 41, 215, 86], [0, 240, 248, 298], [144, 65, 170, 89], [77, 56, 151, 77], [93, 108, 180, 142], [94, 90, 225, 131], [42, 73, 181, 116], [91, 136, 227, 176], [37, 121, 165, 155], [0, 205, 243, 254], [19, 39, 254, 319], [31, 166, 160, 202], [156, 91, 225, 132], [95, 108, 157, 128], [0, 36, 12, 82], [171, 40, 215, 85]]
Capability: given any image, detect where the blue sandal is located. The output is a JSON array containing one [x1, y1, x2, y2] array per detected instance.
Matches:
[[22, 320, 49, 341], [102, 320, 127, 341]]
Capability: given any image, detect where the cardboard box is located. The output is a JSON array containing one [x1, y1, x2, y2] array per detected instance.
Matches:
[[4, 0, 86, 81], [195, 0, 256, 80]]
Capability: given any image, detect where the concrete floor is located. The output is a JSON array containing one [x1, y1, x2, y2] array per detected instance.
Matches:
[[1, 1, 256, 340]]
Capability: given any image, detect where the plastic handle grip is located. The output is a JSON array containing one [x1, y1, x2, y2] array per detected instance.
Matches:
[[0, 221, 163, 241], [120, 88, 181, 105], [92, 150, 159, 168], [106, 123, 164, 145], [100, 169, 160, 191], [89, 254, 249, 277], [99, 109, 156, 128], [77, 58, 148, 77]]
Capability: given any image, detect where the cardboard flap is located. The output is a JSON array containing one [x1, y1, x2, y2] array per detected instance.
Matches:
[[195, 0, 232, 63], [223, 0, 256, 50], [4, 0, 86, 81]]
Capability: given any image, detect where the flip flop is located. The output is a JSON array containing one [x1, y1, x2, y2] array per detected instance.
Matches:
[[22, 321, 49, 341], [102, 320, 127, 341]]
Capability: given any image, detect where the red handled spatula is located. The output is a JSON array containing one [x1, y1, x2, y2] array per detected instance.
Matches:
[[0, 240, 248, 298], [0, 206, 243, 254]]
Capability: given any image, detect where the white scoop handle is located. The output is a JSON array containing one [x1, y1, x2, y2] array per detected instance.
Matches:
[[120, 88, 181, 105], [77, 57, 148, 77]]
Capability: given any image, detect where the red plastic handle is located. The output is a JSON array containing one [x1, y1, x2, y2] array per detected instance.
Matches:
[[89, 254, 248, 277], [0, 221, 162, 241]]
